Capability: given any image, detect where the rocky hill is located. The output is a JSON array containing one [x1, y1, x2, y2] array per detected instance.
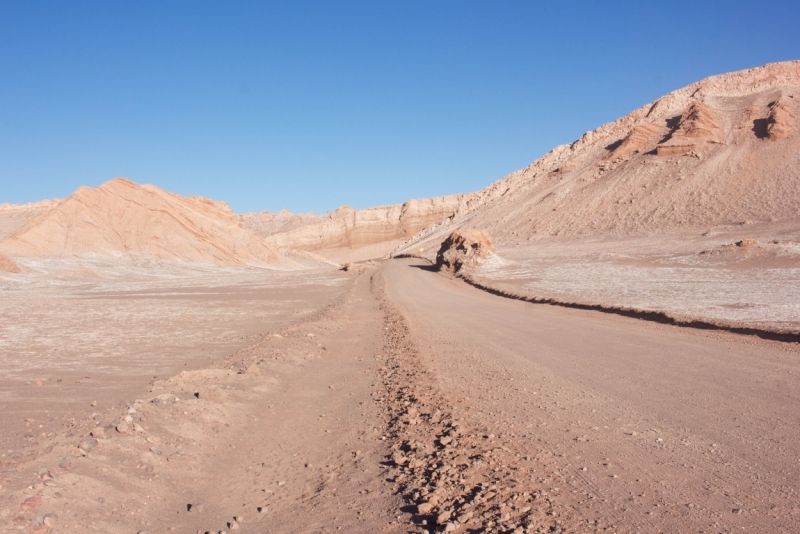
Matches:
[[395, 61, 800, 254]]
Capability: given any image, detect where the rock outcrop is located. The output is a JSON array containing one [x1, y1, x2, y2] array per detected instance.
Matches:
[[0, 178, 296, 268], [654, 100, 724, 156], [604, 122, 664, 161], [765, 97, 796, 140], [435, 229, 495, 273]]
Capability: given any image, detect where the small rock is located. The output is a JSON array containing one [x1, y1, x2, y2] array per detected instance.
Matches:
[[19, 495, 42, 512], [444, 522, 457, 532], [187, 503, 203, 512], [79, 438, 98, 452], [124, 415, 134, 423], [733, 508, 742, 514], [234, 516, 244, 523], [229, 520, 239, 530], [417, 502, 434, 514], [90, 401, 97, 407], [116, 422, 129, 434], [133, 423, 145, 433], [90, 427, 105, 438], [43, 513, 58, 527], [392, 451, 407, 466], [436, 510, 452, 525], [35, 380, 44, 387], [245, 364, 261, 376], [457, 511, 473, 522]]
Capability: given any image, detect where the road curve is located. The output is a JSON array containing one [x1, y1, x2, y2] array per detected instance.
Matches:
[[383, 258, 800, 533]]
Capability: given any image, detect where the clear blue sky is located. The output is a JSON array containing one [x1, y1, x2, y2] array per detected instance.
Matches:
[[1, 1, 798, 214]]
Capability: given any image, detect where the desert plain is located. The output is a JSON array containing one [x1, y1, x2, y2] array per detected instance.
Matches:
[[1, 61, 800, 534]]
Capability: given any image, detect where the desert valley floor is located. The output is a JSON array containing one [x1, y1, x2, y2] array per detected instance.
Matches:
[[1, 257, 798, 534]]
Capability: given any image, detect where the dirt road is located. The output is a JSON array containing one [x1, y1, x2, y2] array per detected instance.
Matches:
[[382, 258, 800, 533]]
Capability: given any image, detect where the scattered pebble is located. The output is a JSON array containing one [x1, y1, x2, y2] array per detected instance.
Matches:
[[43, 513, 58, 527]]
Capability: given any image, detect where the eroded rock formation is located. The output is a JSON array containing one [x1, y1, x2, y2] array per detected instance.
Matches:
[[435, 229, 495, 273]]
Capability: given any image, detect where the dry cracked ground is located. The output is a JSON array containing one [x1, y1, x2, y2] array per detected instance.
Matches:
[[2, 259, 800, 534]]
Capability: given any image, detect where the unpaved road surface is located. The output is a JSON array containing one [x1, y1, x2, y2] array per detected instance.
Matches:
[[2, 259, 799, 533], [384, 258, 800, 533]]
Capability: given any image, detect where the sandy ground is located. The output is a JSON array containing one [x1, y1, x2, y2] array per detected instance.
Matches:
[[2, 259, 799, 533], [0, 260, 348, 451], [473, 225, 800, 332]]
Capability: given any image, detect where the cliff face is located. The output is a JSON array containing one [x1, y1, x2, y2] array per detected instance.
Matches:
[[0, 178, 297, 268], [246, 194, 475, 253], [394, 60, 800, 255]]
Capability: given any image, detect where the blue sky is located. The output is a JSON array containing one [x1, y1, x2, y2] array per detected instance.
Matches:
[[1, 1, 798, 214]]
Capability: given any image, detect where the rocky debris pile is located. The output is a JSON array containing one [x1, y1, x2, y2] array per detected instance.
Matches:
[[0, 252, 20, 273], [371, 272, 565, 534], [435, 230, 495, 273]]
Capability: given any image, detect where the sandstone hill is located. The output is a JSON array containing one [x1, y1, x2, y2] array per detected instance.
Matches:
[[0, 178, 297, 268], [394, 60, 800, 255]]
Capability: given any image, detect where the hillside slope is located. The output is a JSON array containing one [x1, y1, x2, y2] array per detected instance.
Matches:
[[0, 178, 297, 268], [396, 60, 800, 253]]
